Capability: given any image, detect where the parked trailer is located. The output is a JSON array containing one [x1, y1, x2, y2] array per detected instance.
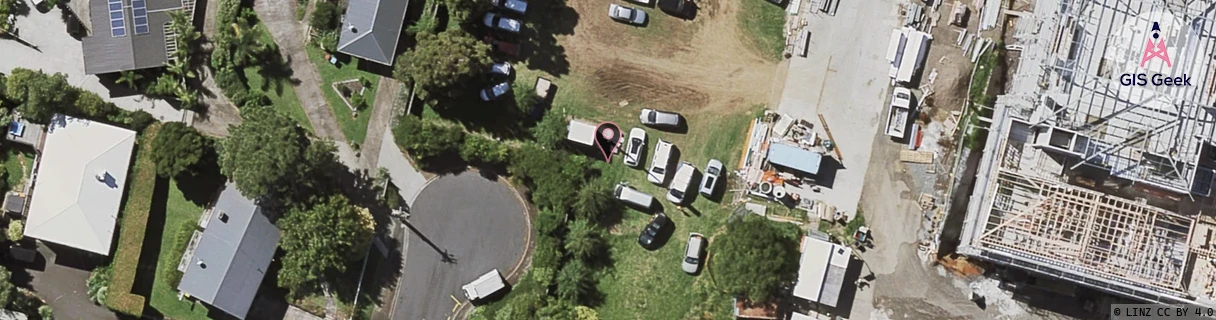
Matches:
[[885, 87, 915, 139], [894, 28, 932, 84], [567, 119, 597, 147], [886, 29, 907, 79]]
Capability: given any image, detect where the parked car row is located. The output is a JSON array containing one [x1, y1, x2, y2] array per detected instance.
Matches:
[[608, 0, 695, 26], [630, 212, 705, 274]]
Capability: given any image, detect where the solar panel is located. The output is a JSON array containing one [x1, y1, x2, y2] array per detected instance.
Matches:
[[108, 0, 126, 37], [132, 0, 149, 35]]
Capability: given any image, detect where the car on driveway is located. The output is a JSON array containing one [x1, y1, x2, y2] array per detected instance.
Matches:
[[489, 62, 513, 77], [638, 213, 669, 250], [492, 0, 528, 14], [666, 161, 696, 204], [480, 82, 511, 101], [624, 127, 646, 167], [700, 159, 723, 196], [608, 4, 647, 25], [683, 233, 705, 274], [640, 108, 681, 128], [484, 35, 520, 56], [648, 139, 674, 184], [483, 13, 522, 33]]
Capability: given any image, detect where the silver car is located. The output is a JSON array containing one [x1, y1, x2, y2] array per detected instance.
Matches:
[[608, 4, 647, 25], [488, 62, 513, 77], [624, 127, 646, 167], [480, 82, 511, 101], [492, 0, 528, 14], [639, 108, 681, 127], [683, 233, 705, 274], [483, 13, 522, 33], [699, 159, 723, 196]]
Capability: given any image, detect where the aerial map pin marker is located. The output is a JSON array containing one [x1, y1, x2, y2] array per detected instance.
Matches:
[[594, 122, 622, 163]]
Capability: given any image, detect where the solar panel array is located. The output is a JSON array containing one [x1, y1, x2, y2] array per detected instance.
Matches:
[[132, 0, 149, 34], [108, 0, 125, 37]]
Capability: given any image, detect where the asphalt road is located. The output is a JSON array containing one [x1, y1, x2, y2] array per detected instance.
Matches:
[[391, 172, 528, 320]]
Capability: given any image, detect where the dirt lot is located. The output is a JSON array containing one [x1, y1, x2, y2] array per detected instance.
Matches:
[[556, 0, 780, 115]]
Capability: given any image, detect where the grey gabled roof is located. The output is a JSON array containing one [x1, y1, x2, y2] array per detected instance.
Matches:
[[336, 0, 410, 65], [178, 183, 280, 320], [82, 0, 184, 74]]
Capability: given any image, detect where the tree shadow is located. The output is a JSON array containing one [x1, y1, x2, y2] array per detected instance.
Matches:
[[130, 177, 171, 299], [520, 0, 577, 76]]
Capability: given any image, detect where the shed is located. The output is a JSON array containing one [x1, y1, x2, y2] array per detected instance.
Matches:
[[793, 236, 852, 307], [566, 120, 596, 146], [766, 143, 822, 175], [3, 192, 24, 217]]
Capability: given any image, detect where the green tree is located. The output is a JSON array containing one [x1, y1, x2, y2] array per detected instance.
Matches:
[[277, 195, 376, 297], [392, 116, 465, 164], [0, 266, 15, 308], [710, 215, 799, 303], [493, 291, 542, 320], [309, 1, 340, 31], [460, 134, 509, 166], [564, 220, 603, 261], [509, 144, 595, 210], [150, 123, 206, 178], [393, 30, 491, 98], [4, 68, 73, 123], [38, 305, 52, 320], [532, 109, 568, 149], [314, 30, 339, 52], [443, 0, 490, 25], [217, 107, 309, 200], [5, 220, 20, 242], [74, 91, 117, 118], [116, 71, 143, 90], [572, 178, 614, 221], [555, 260, 594, 303]]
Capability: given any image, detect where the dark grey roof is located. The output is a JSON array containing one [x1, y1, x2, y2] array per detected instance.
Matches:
[[337, 0, 410, 65], [178, 183, 280, 320], [82, 0, 184, 74]]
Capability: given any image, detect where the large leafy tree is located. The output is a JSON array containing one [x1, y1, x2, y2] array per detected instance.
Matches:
[[277, 195, 375, 297], [4, 68, 74, 123], [555, 260, 594, 304], [0, 266, 15, 308], [393, 30, 492, 98], [150, 123, 207, 178], [564, 220, 603, 261], [710, 215, 800, 303], [217, 108, 336, 202]]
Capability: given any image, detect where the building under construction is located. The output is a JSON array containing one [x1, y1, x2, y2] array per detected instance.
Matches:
[[958, 0, 1216, 306]]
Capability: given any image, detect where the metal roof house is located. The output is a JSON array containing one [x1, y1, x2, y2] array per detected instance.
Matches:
[[792, 234, 851, 308], [24, 115, 136, 255], [81, 0, 193, 74], [178, 183, 280, 319], [337, 0, 410, 65]]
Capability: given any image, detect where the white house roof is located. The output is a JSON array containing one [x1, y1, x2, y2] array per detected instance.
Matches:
[[25, 115, 136, 255]]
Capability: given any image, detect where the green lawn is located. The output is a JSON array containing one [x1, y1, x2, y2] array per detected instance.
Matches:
[[306, 46, 380, 145], [739, 0, 788, 61], [146, 179, 211, 320], [245, 26, 313, 133]]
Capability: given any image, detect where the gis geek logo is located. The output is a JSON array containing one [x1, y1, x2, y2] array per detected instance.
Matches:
[[1121, 21, 1192, 86]]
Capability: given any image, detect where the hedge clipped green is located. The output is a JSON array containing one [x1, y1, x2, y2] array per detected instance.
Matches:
[[104, 124, 162, 316]]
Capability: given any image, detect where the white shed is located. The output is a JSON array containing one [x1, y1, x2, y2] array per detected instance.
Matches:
[[566, 120, 597, 146]]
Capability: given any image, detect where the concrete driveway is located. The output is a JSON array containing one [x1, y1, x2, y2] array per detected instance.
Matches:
[[389, 172, 528, 320], [0, 6, 186, 122]]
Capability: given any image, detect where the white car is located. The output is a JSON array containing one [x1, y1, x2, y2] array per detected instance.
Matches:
[[480, 82, 511, 101], [489, 62, 512, 77], [624, 127, 646, 167], [699, 159, 722, 196], [885, 87, 914, 138], [608, 4, 647, 25], [492, 0, 528, 14], [483, 13, 522, 33], [682, 233, 705, 274], [666, 161, 696, 204], [639, 108, 681, 128], [648, 139, 674, 184]]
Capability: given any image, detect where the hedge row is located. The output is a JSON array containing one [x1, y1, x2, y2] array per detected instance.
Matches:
[[104, 124, 162, 316]]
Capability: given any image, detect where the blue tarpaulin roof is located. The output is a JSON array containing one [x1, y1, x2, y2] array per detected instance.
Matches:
[[767, 143, 822, 175]]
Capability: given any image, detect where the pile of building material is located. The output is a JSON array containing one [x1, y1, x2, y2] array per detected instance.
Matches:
[[900, 150, 934, 164], [904, 2, 926, 28]]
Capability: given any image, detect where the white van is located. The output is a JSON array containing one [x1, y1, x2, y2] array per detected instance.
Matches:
[[462, 269, 506, 301], [648, 140, 675, 184], [614, 182, 655, 208]]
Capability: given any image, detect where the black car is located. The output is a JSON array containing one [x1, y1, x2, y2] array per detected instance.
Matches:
[[637, 213, 670, 250]]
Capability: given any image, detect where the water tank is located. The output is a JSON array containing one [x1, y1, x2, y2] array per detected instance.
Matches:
[[773, 186, 787, 199], [758, 181, 773, 194]]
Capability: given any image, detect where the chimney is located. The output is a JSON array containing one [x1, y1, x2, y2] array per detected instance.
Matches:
[[218, 212, 229, 223], [95, 169, 108, 182], [197, 260, 207, 269], [348, 24, 358, 34]]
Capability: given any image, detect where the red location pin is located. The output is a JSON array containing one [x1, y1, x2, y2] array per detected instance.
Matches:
[[594, 122, 622, 163]]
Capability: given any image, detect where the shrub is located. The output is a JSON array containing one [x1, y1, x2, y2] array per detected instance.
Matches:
[[5, 220, 20, 242], [123, 110, 155, 132], [534, 208, 564, 237], [87, 265, 112, 305], [150, 122, 206, 178], [163, 220, 198, 290], [350, 93, 366, 109], [460, 134, 509, 166], [392, 116, 465, 164], [309, 1, 340, 31], [38, 305, 51, 320], [531, 235, 562, 273], [103, 124, 161, 316]]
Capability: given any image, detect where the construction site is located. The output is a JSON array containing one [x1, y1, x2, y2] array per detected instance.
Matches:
[[956, 0, 1216, 308]]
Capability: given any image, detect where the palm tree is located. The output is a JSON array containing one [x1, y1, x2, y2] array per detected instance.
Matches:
[[175, 86, 199, 110], [166, 58, 196, 81], [116, 71, 143, 89], [564, 220, 604, 260], [556, 260, 594, 302]]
